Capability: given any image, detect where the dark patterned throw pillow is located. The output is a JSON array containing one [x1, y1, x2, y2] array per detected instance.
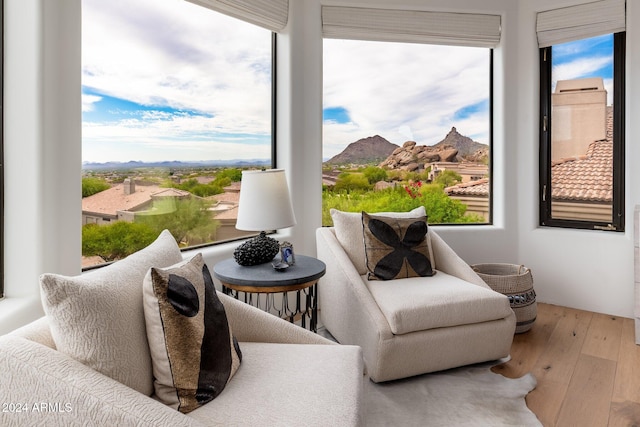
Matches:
[[143, 253, 242, 413], [362, 212, 435, 281]]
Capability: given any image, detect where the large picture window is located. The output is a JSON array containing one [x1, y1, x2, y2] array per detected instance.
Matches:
[[321, 7, 497, 226], [539, 32, 625, 230], [81, 0, 274, 268]]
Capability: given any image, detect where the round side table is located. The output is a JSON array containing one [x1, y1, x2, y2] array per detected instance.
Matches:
[[213, 255, 326, 332]]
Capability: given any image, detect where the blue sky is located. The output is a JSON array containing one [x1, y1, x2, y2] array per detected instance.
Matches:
[[322, 39, 491, 159], [322, 34, 614, 159], [552, 34, 614, 104], [323, 107, 351, 124], [82, 0, 272, 163], [83, 0, 615, 163]]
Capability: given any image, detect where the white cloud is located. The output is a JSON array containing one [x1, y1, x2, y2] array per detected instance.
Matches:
[[322, 39, 491, 159], [552, 56, 611, 83], [82, 94, 102, 112], [82, 0, 272, 161], [83, 111, 270, 162]]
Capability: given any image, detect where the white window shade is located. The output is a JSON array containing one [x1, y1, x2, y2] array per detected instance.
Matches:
[[185, 0, 288, 32], [537, 0, 625, 48], [322, 6, 501, 48]]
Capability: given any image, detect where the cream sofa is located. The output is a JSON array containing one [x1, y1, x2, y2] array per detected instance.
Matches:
[[0, 230, 363, 426], [316, 210, 516, 383], [0, 292, 363, 426]]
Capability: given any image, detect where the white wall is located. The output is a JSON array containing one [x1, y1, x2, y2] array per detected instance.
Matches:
[[514, 0, 638, 319], [279, 0, 640, 320], [1, 0, 81, 333], [1, 0, 638, 335]]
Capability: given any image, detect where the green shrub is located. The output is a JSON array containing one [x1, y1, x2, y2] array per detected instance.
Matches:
[[82, 222, 158, 261], [362, 166, 388, 184], [433, 170, 463, 187], [82, 177, 110, 198], [333, 173, 372, 192], [322, 183, 483, 226]]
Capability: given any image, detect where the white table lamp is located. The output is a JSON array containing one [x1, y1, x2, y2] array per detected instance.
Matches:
[[233, 169, 297, 265]]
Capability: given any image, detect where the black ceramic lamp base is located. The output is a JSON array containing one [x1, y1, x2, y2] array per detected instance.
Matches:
[[233, 231, 281, 266]]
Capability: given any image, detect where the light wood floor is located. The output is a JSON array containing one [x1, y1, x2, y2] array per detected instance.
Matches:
[[492, 303, 640, 427]]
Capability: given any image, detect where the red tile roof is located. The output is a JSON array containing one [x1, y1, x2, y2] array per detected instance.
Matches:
[[551, 140, 612, 202], [150, 188, 192, 198], [550, 107, 613, 203], [211, 191, 240, 204], [213, 205, 239, 220], [445, 106, 614, 204], [82, 183, 161, 216], [444, 178, 489, 196]]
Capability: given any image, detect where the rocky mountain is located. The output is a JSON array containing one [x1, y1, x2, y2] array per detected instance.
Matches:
[[433, 127, 487, 159], [378, 127, 488, 172], [324, 135, 399, 165], [379, 141, 458, 171]]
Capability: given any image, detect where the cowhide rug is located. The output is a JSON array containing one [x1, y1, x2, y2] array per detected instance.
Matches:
[[363, 359, 541, 426]]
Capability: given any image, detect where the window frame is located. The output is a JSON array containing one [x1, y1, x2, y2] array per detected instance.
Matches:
[[80, 4, 277, 271], [539, 32, 625, 232], [321, 41, 494, 226]]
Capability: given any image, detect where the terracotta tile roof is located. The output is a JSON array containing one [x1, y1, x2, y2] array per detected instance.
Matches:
[[211, 191, 240, 204], [209, 186, 240, 220], [150, 188, 192, 198], [445, 178, 489, 196], [551, 140, 612, 202], [82, 183, 161, 216], [213, 205, 239, 220], [551, 107, 613, 203]]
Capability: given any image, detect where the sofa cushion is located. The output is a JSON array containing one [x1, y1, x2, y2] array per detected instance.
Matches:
[[330, 206, 428, 275], [362, 212, 435, 280], [187, 342, 363, 426], [364, 271, 514, 335], [39, 229, 183, 396], [0, 335, 200, 427], [143, 253, 242, 414]]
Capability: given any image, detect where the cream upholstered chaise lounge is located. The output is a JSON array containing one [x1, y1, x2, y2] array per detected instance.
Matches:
[[316, 208, 516, 383], [0, 230, 363, 426]]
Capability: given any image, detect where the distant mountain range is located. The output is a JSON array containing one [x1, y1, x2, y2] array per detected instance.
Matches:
[[86, 128, 486, 170], [324, 135, 399, 165], [82, 159, 271, 170], [324, 127, 488, 166]]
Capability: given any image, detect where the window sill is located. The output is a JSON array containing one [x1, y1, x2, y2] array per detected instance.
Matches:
[[0, 296, 45, 335], [0, 231, 293, 335]]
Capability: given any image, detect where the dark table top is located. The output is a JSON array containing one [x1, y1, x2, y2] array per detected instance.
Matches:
[[212, 255, 326, 289]]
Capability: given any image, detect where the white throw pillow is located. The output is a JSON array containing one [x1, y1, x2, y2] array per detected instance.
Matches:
[[40, 229, 183, 396], [330, 206, 428, 275]]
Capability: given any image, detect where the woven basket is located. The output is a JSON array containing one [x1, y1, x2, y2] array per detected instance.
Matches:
[[471, 263, 536, 333]]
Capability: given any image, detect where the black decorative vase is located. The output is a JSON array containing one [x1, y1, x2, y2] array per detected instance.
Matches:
[[233, 231, 281, 266]]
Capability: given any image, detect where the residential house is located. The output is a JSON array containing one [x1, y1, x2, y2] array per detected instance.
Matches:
[[208, 182, 256, 242], [446, 86, 615, 223], [445, 178, 491, 221], [429, 162, 488, 183]]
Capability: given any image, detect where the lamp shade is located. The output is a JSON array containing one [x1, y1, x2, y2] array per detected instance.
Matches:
[[235, 169, 297, 231]]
